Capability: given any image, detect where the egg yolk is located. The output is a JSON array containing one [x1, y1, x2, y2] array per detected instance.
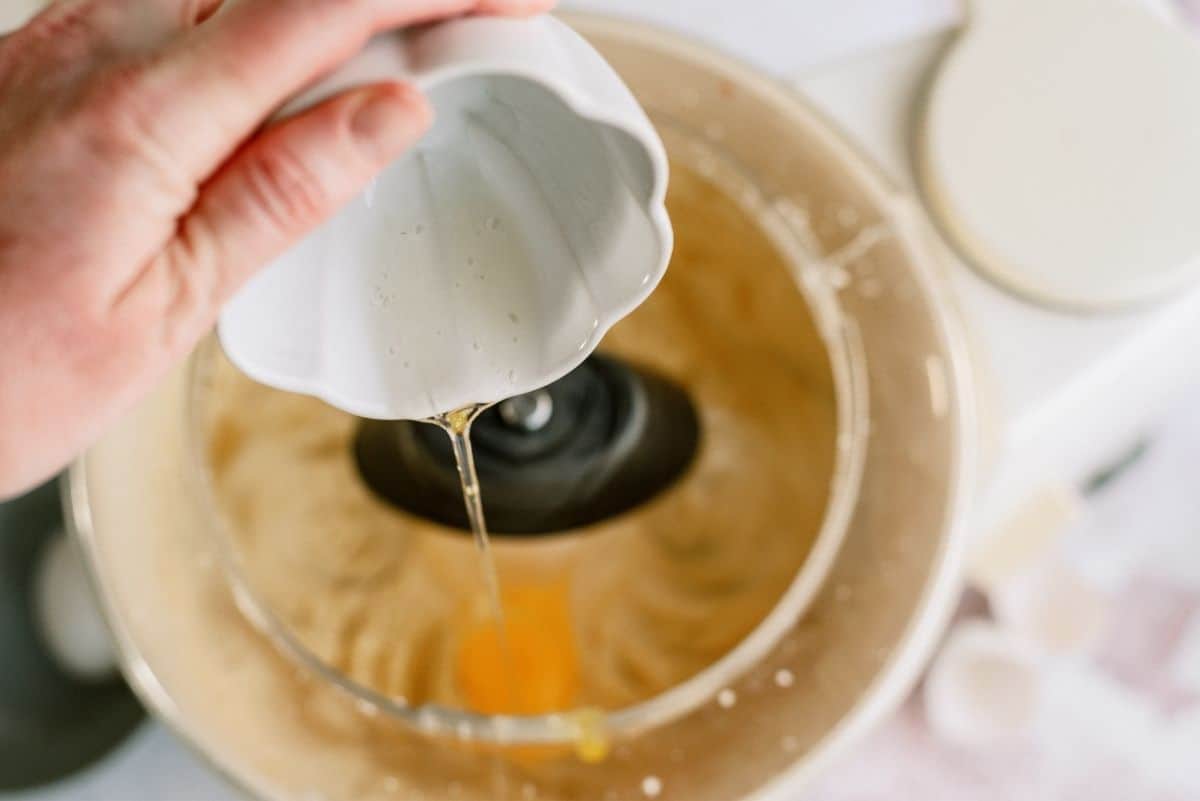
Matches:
[[456, 584, 579, 715]]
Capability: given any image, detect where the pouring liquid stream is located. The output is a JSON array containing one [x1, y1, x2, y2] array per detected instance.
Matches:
[[432, 404, 611, 762], [431, 405, 517, 713]]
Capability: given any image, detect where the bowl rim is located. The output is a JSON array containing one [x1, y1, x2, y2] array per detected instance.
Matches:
[[64, 8, 978, 792], [183, 110, 872, 746]]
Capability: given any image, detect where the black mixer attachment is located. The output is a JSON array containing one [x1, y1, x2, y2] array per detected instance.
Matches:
[[354, 354, 701, 535]]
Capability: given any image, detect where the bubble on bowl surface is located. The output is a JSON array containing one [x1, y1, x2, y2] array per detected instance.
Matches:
[[570, 707, 611, 764], [641, 776, 663, 798], [717, 688, 737, 709], [355, 698, 379, 717], [774, 669, 795, 688], [827, 265, 851, 290]]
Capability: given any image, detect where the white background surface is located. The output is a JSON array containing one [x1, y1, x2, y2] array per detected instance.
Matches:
[[564, 0, 961, 75]]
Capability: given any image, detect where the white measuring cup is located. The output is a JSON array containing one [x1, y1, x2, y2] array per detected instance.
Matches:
[[218, 15, 672, 421]]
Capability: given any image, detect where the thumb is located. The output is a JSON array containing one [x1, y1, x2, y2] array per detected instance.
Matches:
[[148, 82, 431, 349]]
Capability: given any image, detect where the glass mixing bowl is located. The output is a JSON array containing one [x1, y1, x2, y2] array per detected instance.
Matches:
[[67, 13, 977, 801], [185, 126, 867, 749]]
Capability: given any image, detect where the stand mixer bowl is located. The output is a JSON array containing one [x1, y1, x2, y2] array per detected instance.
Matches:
[[65, 13, 977, 801]]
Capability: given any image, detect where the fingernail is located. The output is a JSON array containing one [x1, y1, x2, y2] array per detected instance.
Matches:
[[350, 86, 430, 156]]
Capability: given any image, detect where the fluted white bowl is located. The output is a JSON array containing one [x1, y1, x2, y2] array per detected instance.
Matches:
[[218, 15, 672, 420]]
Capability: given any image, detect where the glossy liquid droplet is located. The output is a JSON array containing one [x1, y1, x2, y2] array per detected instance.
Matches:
[[641, 776, 662, 799], [569, 707, 611, 764]]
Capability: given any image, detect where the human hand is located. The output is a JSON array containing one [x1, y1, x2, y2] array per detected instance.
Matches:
[[0, 0, 553, 499]]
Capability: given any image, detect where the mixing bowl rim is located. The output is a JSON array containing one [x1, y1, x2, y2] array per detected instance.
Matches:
[[63, 9, 978, 793]]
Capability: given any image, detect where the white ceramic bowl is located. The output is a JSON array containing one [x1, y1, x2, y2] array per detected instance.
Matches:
[[218, 15, 673, 420]]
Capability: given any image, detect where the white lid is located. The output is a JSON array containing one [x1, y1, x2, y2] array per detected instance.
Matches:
[[920, 0, 1200, 311]]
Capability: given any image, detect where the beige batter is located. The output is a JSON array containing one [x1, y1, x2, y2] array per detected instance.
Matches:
[[199, 160, 838, 714]]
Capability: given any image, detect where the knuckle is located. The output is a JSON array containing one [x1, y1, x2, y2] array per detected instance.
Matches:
[[159, 254, 222, 355], [242, 143, 331, 234], [78, 60, 158, 140], [69, 57, 195, 201], [16, 0, 103, 49], [233, 0, 375, 66], [0, 2, 98, 82], [289, 0, 367, 25], [181, 0, 224, 26]]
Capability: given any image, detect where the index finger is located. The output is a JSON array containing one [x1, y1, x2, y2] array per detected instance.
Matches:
[[142, 0, 553, 183]]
